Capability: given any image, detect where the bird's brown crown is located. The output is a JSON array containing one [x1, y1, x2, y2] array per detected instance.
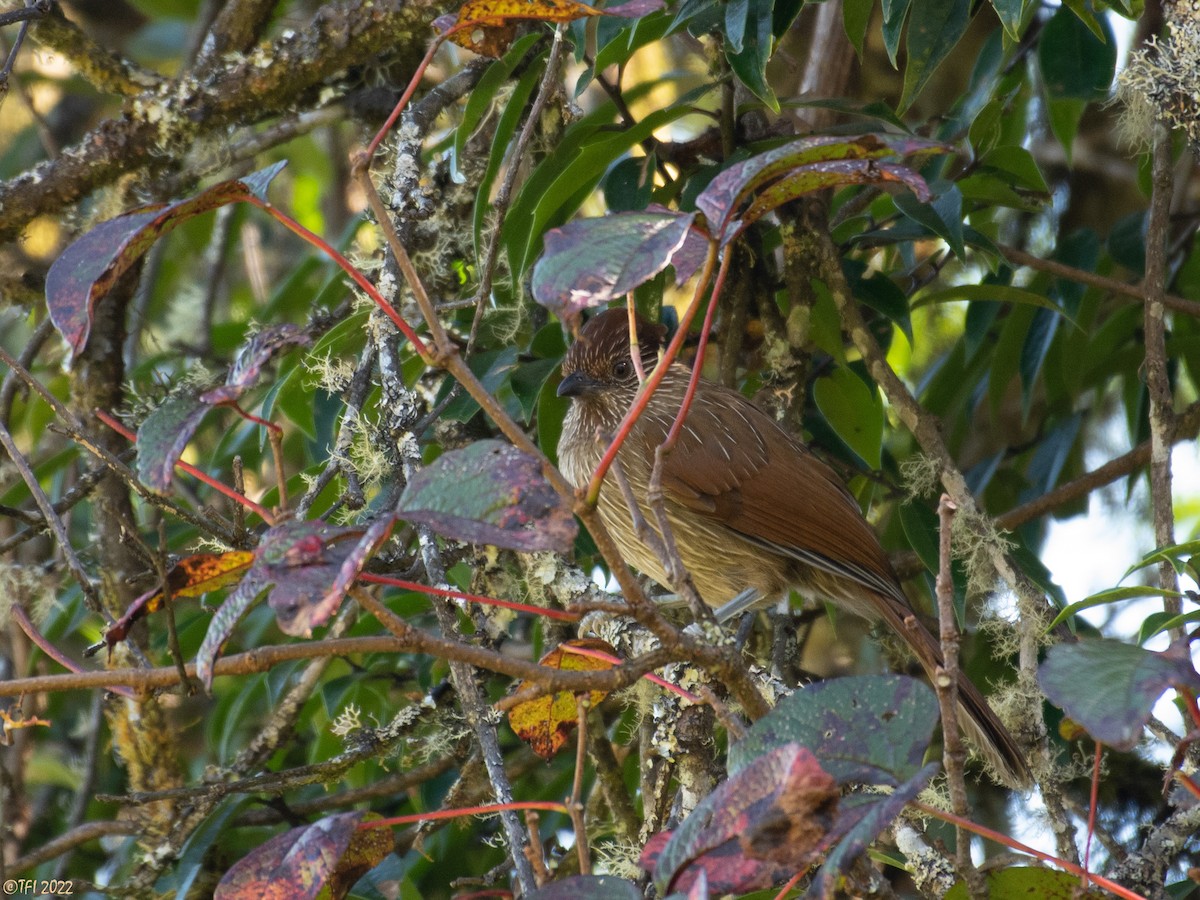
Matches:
[[559, 309, 667, 394]]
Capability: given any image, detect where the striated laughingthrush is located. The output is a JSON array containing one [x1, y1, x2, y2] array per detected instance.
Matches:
[[556, 308, 1030, 788]]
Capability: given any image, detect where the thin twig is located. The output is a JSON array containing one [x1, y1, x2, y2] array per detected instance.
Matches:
[[8, 603, 132, 698], [101, 700, 432, 806], [998, 242, 1200, 319], [571, 693, 591, 875], [0, 345, 243, 544], [0, 418, 104, 612], [9, 820, 140, 876], [233, 753, 459, 826], [934, 494, 983, 898], [1143, 122, 1181, 631]]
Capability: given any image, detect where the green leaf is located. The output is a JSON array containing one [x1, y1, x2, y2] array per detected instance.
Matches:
[[881, 0, 910, 67], [1038, 5, 1116, 101], [1138, 609, 1200, 644], [1046, 96, 1087, 161], [897, 501, 939, 575], [506, 87, 705, 280], [913, 282, 1074, 321], [842, 0, 872, 58], [1125, 539, 1200, 578], [1046, 586, 1184, 632], [947, 866, 1106, 899], [1061, 0, 1106, 42], [160, 798, 252, 899], [845, 261, 913, 345], [724, 0, 749, 53], [967, 98, 1004, 157], [602, 153, 657, 211], [728, 674, 938, 784], [454, 33, 542, 181], [894, 183, 964, 259], [813, 367, 883, 469], [591, 9, 672, 78], [898, 0, 970, 112], [539, 369, 571, 463], [510, 356, 561, 420], [807, 279, 847, 364], [725, 0, 778, 112], [978, 145, 1050, 194], [476, 52, 547, 261], [990, 0, 1031, 41]]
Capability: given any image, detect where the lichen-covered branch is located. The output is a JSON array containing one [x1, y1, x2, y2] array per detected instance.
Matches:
[[0, 0, 441, 244]]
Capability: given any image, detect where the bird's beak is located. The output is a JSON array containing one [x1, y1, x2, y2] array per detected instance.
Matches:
[[557, 371, 598, 398]]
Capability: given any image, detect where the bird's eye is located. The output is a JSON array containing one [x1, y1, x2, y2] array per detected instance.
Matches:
[[613, 359, 631, 379]]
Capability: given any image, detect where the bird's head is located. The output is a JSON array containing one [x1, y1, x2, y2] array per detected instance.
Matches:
[[557, 308, 667, 402]]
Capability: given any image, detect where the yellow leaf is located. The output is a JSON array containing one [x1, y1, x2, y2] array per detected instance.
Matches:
[[506, 638, 616, 759]]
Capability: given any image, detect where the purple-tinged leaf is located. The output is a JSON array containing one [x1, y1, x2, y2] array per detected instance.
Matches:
[[200, 323, 311, 405], [398, 440, 577, 552], [733, 161, 931, 242], [311, 515, 397, 633], [46, 208, 162, 356], [1038, 637, 1200, 750], [214, 810, 367, 900], [45, 162, 288, 356], [650, 743, 839, 894], [807, 762, 940, 899], [259, 521, 364, 638], [239, 159, 289, 203], [136, 392, 211, 492], [531, 211, 699, 326], [602, 0, 664, 15], [641, 830, 794, 896], [195, 566, 271, 690], [195, 521, 365, 688], [670, 223, 711, 285], [695, 134, 945, 240]]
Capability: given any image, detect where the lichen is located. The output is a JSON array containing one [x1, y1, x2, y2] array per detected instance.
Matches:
[[1117, 12, 1200, 152]]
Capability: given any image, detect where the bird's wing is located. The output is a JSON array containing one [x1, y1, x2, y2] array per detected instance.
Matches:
[[641, 380, 900, 598]]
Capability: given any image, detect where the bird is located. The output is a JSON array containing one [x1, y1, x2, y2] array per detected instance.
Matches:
[[556, 307, 1031, 789]]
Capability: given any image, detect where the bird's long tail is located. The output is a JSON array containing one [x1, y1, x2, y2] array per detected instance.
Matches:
[[873, 597, 1032, 790]]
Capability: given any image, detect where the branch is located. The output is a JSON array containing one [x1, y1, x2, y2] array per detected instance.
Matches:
[[9, 820, 140, 877], [998, 242, 1200, 319], [1143, 122, 1181, 623], [933, 495, 983, 897], [30, 4, 161, 95], [0, 418, 104, 613], [0, 627, 685, 699], [0, 0, 440, 243]]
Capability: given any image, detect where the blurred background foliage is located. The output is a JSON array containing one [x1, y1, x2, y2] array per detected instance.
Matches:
[[1, 0, 1198, 896]]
